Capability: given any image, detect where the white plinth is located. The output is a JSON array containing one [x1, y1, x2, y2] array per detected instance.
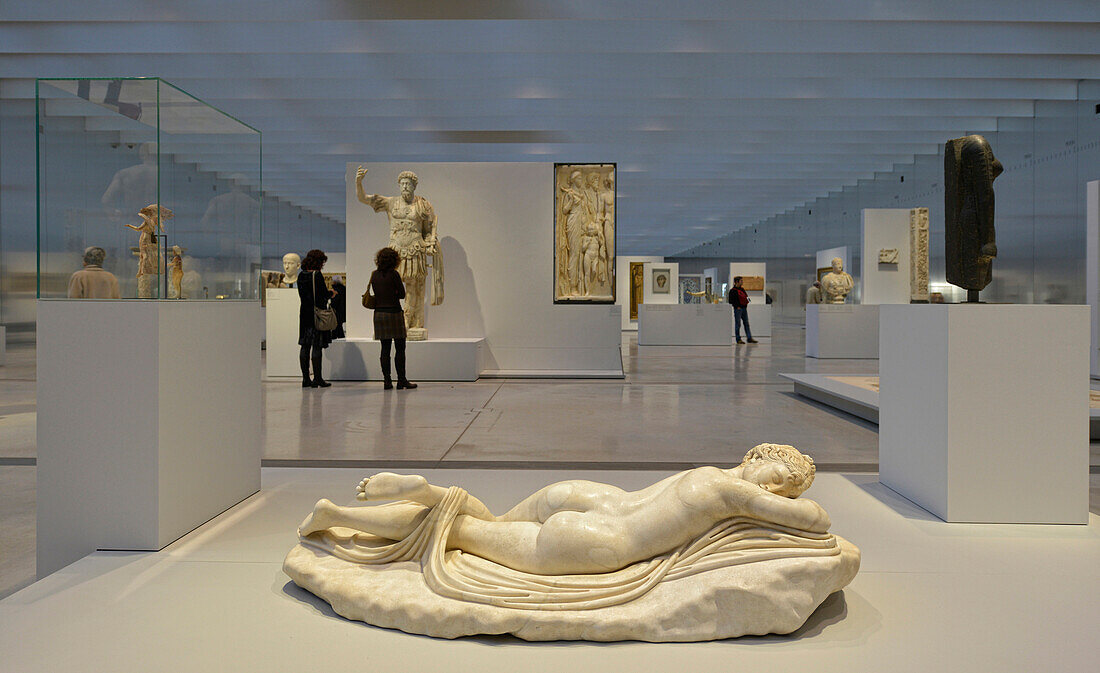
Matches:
[[265, 288, 301, 378], [35, 300, 262, 577], [805, 304, 879, 358], [325, 337, 485, 381], [638, 304, 730, 346], [879, 304, 1088, 524], [732, 303, 772, 338]]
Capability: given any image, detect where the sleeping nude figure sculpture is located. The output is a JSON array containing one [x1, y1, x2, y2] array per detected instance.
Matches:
[[283, 444, 860, 641]]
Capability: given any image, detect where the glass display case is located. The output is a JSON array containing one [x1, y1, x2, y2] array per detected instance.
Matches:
[[36, 77, 262, 300]]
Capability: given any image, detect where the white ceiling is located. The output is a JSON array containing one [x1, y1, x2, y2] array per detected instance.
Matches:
[[2, 0, 1099, 254]]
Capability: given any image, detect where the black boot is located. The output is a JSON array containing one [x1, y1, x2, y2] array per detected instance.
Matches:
[[300, 346, 312, 387], [395, 348, 416, 390], [311, 348, 330, 387], [380, 355, 393, 390]]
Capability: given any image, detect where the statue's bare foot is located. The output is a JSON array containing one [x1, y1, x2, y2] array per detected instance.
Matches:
[[355, 472, 430, 502], [298, 498, 338, 537]]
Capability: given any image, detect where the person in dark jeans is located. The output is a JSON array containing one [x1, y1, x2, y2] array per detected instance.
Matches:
[[369, 247, 417, 390], [297, 249, 335, 387], [728, 276, 758, 344]]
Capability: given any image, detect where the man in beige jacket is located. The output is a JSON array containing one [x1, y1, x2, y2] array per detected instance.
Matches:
[[67, 247, 121, 299]]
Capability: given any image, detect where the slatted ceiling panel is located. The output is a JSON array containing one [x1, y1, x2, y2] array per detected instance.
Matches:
[[2, 1, 1099, 253]]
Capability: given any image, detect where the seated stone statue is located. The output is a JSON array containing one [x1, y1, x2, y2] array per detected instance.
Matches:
[[285, 444, 860, 641]]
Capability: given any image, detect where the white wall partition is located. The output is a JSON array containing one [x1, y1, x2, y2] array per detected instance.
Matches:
[[1088, 181, 1099, 377], [346, 163, 621, 376], [616, 255, 663, 330], [860, 209, 913, 305]]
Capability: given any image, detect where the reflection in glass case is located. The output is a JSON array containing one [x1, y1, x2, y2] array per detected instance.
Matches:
[[36, 78, 262, 300]]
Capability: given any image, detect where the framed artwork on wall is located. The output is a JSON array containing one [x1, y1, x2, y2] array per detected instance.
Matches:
[[652, 268, 671, 294], [629, 261, 645, 319], [554, 163, 616, 303]]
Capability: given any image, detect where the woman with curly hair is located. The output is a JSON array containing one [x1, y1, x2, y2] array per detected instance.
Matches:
[[369, 247, 416, 390], [297, 249, 334, 388]]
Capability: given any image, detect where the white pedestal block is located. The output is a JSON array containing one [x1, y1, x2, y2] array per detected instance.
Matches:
[[36, 300, 262, 577], [879, 304, 1088, 524], [265, 288, 301, 378], [732, 303, 771, 338], [325, 337, 485, 381], [638, 304, 731, 346], [805, 304, 879, 358]]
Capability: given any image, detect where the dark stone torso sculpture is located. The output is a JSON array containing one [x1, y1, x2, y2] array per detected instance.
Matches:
[[944, 135, 1003, 301]]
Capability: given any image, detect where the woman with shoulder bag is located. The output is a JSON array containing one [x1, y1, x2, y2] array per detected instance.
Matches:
[[367, 247, 416, 390], [298, 249, 335, 388]]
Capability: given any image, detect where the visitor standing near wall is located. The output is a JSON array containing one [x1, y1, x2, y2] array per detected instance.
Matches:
[[729, 276, 757, 344], [805, 281, 823, 306]]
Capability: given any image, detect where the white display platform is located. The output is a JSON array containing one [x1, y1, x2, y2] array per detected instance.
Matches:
[[638, 304, 730, 346], [780, 373, 879, 423], [879, 304, 1089, 524], [732, 303, 772, 338], [264, 287, 300, 378], [35, 300, 262, 577], [784, 372, 1100, 439], [860, 209, 913, 305], [3, 467, 1098, 672], [805, 304, 879, 358], [325, 337, 485, 381]]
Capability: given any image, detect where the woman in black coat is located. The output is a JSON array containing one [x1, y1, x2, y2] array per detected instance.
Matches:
[[369, 247, 416, 390], [297, 249, 334, 388]]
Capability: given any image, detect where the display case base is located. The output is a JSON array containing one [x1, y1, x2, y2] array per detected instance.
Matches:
[[638, 304, 731, 346], [879, 304, 1088, 524], [35, 300, 261, 577], [325, 337, 485, 381]]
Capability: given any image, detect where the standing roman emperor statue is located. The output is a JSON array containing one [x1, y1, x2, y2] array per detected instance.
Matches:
[[356, 167, 444, 340]]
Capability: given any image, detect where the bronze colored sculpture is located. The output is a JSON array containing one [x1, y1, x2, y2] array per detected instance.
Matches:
[[944, 135, 1003, 302]]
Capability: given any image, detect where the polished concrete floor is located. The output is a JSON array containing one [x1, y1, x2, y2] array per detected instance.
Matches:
[[2, 326, 1099, 600]]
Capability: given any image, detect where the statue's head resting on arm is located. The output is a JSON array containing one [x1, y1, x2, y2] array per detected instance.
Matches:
[[738, 443, 816, 498]]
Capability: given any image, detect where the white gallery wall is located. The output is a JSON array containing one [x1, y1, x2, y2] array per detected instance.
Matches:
[[345, 163, 621, 374], [1088, 180, 1099, 377], [616, 255, 663, 330], [860, 209, 912, 305]]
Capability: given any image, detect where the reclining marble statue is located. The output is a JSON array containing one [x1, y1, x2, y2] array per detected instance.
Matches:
[[284, 444, 861, 641]]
